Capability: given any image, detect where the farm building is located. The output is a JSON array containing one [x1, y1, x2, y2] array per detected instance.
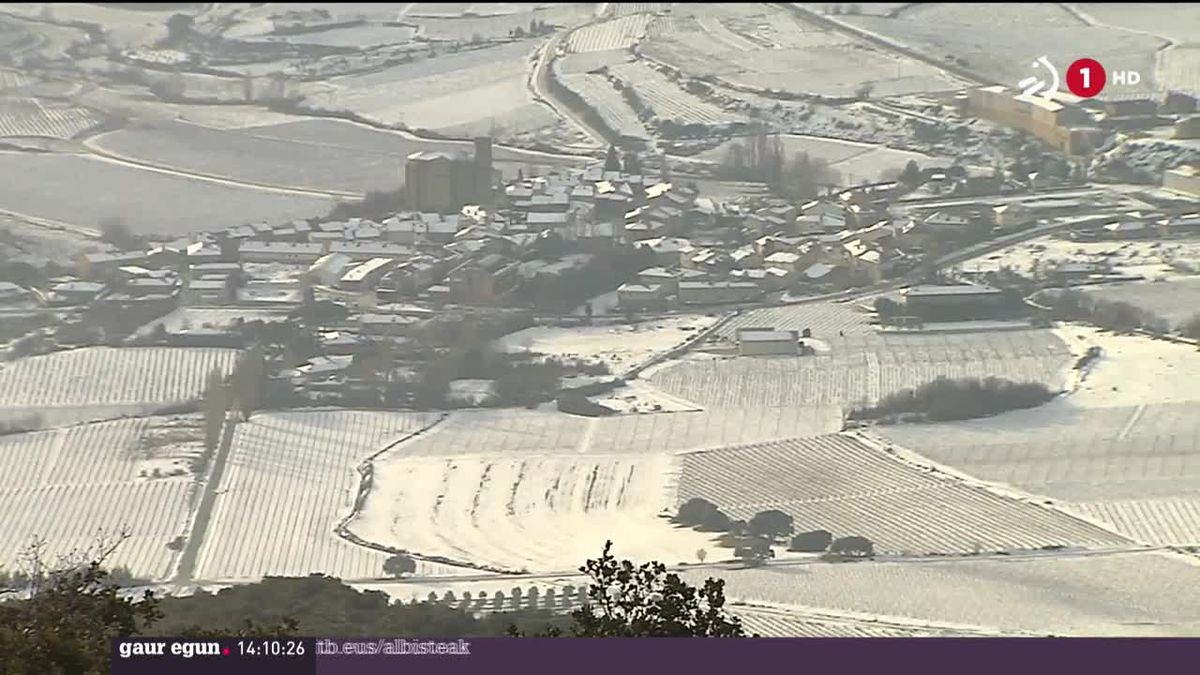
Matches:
[[1173, 116, 1200, 139], [48, 280, 105, 305], [77, 252, 148, 280], [306, 253, 354, 287], [1101, 220, 1153, 239], [736, 328, 799, 357], [965, 85, 1096, 155], [617, 283, 668, 311], [678, 281, 762, 305], [239, 241, 326, 264], [329, 241, 417, 260], [185, 278, 232, 304], [358, 313, 424, 337], [994, 203, 1035, 230], [903, 284, 1005, 320], [1163, 164, 1200, 199], [338, 257, 397, 292]]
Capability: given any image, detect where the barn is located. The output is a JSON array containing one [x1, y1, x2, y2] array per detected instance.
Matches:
[[736, 328, 799, 356]]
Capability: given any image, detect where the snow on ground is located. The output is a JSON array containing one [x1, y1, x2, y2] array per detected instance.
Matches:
[[343, 403, 835, 572], [0, 347, 240, 429], [960, 235, 1200, 281], [0, 416, 205, 581], [678, 434, 1130, 555], [1079, 278, 1200, 328], [194, 410, 444, 582], [134, 308, 293, 338], [494, 314, 721, 376], [447, 379, 496, 406], [684, 550, 1200, 636], [348, 450, 718, 573], [393, 407, 836, 458], [353, 577, 1006, 635], [875, 325, 1200, 545], [651, 324, 1074, 409], [590, 380, 702, 414]]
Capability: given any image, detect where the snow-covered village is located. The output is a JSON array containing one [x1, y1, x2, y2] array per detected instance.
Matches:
[[1, 2, 1200, 653]]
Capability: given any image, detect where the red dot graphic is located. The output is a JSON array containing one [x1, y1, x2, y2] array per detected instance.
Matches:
[[1066, 58, 1106, 98], [222, 648, 230, 656]]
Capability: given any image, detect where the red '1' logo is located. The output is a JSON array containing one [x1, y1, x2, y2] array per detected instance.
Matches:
[[1066, 58, 1106, 98]]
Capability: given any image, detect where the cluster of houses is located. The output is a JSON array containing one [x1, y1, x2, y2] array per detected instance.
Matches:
[[11, 154, 1195, 334]]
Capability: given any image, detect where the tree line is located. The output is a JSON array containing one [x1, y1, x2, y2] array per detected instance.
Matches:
[[674, 498, 875, 563], [0, 541, 754, 673], [849, 376, 1056, 423]]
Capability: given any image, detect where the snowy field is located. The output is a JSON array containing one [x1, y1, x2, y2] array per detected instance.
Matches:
[[241, 118, 587, 181], [494, 314, 721, 377], [699, 133, 949, 183], [0, 151, 334, 235], [393, 407, 837, 458], [838, 4, 1167, 96], [194, 410, 443, 582], [651, 322, 1074, 410], [1079, 278, 1200, 328], [349, 450, 717, 572], [90, 121, 405, 195], [0, 98, 102, 140], [306, 40, 557, 137], [353, 578, 998, 635], [343, 403, 838, 572], [1070, 3, 1200, 93], [0, 347, 239, 429], [678, 434, 1130, 555], [0, 417, 205, 581], [875, 326, 1200, 545], [639, 3, 964, 98], [961, 235, 1200, 281], [685, 550, 1200, 636]]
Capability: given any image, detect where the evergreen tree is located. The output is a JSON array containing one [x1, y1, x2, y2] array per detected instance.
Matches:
[[603, 145, 621, 172]]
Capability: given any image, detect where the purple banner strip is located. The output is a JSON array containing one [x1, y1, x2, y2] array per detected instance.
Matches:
[[112, 637, 1200, 675]]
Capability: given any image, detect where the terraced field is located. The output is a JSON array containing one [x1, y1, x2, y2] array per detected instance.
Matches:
[[0, 347, 240, 428], [0, 417, 204, 581], [194, 410, 442, 582], [0, 98, 100, 139], [684, 551, 1200, 636], [558, 71, 651, 140], [566, 14, 654, 53], [639, 3, 964, 97], [348, 451, 715, 572], [398, 406, 839, 458], [679, 434, 1131, 555], [873, 327, 1200, 546], [652, 327, 1073, 410], [609, 61, 743, 126], [839, 3, 1165, 95]]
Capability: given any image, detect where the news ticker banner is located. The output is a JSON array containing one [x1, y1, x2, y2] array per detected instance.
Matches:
[[113, 637, 1200, 674]]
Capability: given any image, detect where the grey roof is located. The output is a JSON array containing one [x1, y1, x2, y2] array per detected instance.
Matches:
[[738, 329, 798, 342], [905, 284, 1002, 297]]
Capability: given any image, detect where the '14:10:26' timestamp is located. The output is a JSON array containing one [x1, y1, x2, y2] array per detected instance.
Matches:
[[236, 640, 308, 657]]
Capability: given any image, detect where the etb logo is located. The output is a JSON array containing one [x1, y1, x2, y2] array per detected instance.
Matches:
[[1020, 57, 1141, 99]]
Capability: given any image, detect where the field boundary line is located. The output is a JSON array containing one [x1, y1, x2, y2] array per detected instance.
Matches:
[[853, 431, 1142, 545], [172, 409, 238, 584], [331, 413, 521, 576], [81, 133, 358, 199]]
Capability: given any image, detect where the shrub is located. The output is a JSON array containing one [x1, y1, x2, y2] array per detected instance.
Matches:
[[828, 535, 874, 559], [789, 530, 833, 552], [748, 510, 794, 541], [851, 376, 1055, 422]]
